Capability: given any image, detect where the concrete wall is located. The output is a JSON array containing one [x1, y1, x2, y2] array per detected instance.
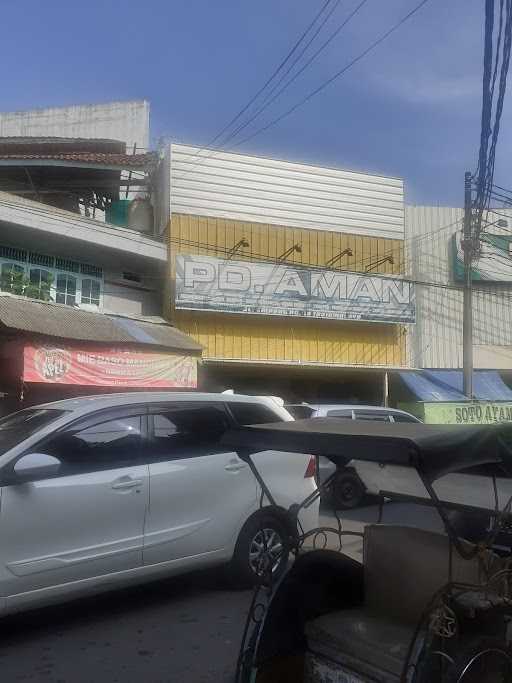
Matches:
[[0, 101, 150, 151], [103, 272, 161, 318], [170, 143, 404, 240], [406, 205, 512, 369], [0, 218, 164, 319]]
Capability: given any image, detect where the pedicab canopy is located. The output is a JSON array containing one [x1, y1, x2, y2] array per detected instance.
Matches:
[[221, 418, 512, 482]]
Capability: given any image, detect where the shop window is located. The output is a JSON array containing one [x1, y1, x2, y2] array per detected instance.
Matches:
[[0, 246, 27, 262], [56, 274, 77, 306], [29, 252, 54, 268], [81, 278, 101, 306], [28, 268, 53, 301], [55, 257, 80, 274], [0, 262, 25, 294], [80, 263, 103, 278]]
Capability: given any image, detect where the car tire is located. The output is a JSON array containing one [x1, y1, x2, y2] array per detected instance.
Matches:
[[332, 469, 365, 510], [231, 515, 290, 587]]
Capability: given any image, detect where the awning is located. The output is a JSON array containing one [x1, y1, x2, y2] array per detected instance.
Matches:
[[0, 294, 203, 388], [398, 369, 512, 401], [221, 418, 512, 481], [0, 293, 202, 354]]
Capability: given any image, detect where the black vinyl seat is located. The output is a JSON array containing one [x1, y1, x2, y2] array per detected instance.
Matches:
[[304, 525, 503, 682]]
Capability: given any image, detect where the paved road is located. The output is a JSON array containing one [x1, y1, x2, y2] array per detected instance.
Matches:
[[0, 502, 443, 682]]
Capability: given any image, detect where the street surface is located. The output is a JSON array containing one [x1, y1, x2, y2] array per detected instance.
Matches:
[[0, 503, 444, 682]]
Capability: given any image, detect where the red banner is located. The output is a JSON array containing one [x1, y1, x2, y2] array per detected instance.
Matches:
[[23, 344, 197, 388]]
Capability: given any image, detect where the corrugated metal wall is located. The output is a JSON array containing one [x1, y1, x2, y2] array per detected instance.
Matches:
[[177, 311, 404, 366], [171, 213, 406, 366], [406, 205, 512, 368], [170, 212, 403, 275], [170, 144, 404, 241]]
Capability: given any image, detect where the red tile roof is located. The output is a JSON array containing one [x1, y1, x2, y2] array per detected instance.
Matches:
[[0, 152, 157, 168]]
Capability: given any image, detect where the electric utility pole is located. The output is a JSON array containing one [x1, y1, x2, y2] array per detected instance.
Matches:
[[462, 171, 473, 399]]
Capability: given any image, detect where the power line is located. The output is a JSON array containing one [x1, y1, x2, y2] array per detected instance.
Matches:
[[175, 0, 334, 175], [3, 195, 512, 308], [225, 0, 369, 146], [232, 0, 433, 148], [473, 0, 512, 237], [0, 194, 470, 296]]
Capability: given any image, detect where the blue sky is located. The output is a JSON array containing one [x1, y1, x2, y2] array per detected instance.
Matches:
[[0, 0, 501, 205]]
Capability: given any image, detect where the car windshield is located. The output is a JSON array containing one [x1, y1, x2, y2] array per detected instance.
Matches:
[[0, 408, 67, 456]]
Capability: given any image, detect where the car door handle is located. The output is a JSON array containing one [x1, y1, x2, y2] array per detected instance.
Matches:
[[111, 478, 143, 490], [225, 462, 247, 472]]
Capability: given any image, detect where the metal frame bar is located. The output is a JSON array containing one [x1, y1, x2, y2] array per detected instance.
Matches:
[[379, 489, 502, 518], [417, 471, 481, 560], [237, 449, 338, 519], [237, 449, 277, 506]]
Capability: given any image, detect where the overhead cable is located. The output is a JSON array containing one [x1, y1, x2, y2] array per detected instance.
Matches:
[[232, 0, 433, 148]]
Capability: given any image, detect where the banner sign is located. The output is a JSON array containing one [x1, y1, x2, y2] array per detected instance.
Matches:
[[23, 344, 197, 388], [175, 254, 415, 324], [453, 231, 512, 282], [400, 401, 512, 425]]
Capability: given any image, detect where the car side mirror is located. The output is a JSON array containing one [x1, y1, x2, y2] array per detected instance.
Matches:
[[13, 453, 61, 481]]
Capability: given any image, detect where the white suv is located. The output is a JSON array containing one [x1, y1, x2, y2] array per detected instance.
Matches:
[[0, 392, 318, 616]]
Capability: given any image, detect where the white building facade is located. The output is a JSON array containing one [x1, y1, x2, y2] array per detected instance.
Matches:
[[0, 101, 166, 319], [406, 205, 512, 370]]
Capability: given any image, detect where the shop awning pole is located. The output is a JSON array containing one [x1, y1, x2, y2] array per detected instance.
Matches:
[[383, 371, 389, 407]]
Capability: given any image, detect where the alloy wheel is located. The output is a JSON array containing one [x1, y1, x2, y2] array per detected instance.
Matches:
[[248, 527, 284, 576]]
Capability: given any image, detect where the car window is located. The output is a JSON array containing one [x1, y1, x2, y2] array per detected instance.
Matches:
[[0, 408, 67, 457], [228, 402, 283, 425], [41, 415, 144, 475], [353, 410, 392, 422], [148, 404, 232, 461], [325, 409, 354, 419], [390, 413, 420, 423], [285, 405, 315, 419]]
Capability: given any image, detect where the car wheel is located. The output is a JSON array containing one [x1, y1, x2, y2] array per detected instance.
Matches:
[[332, 469, 365, 510], [232, 515, 289, 586]]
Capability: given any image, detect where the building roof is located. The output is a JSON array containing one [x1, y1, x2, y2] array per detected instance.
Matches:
[[0, 152, 156, 169], [0, 191, 167, 264], [0, 135, 155, 168], [0, 137, 127, 154], [0, 294, 202, 354]]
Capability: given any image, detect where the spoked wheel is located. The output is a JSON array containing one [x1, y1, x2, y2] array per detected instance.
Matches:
[[446, 637, 512, 682], [232, 515, 289, 586], [249, 528, 284, 577]]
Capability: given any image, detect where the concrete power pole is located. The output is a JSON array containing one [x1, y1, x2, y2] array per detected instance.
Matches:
[[462, 171, 473, 399]]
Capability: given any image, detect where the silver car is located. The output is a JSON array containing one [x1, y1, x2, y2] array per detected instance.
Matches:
[[285, 403, 422, 509]]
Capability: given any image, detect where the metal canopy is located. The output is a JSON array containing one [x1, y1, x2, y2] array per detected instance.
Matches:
[[221, 418, 512, 481], [399, 369, 512, 401]]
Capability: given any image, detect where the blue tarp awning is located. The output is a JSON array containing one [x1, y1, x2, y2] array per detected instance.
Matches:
[[398, 369, 512, 401]]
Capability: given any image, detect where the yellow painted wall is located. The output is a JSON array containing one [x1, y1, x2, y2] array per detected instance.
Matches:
[[169, 214, 406, 367]]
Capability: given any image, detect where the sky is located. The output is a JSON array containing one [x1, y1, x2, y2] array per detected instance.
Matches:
[[0, 0, 504, 206]]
